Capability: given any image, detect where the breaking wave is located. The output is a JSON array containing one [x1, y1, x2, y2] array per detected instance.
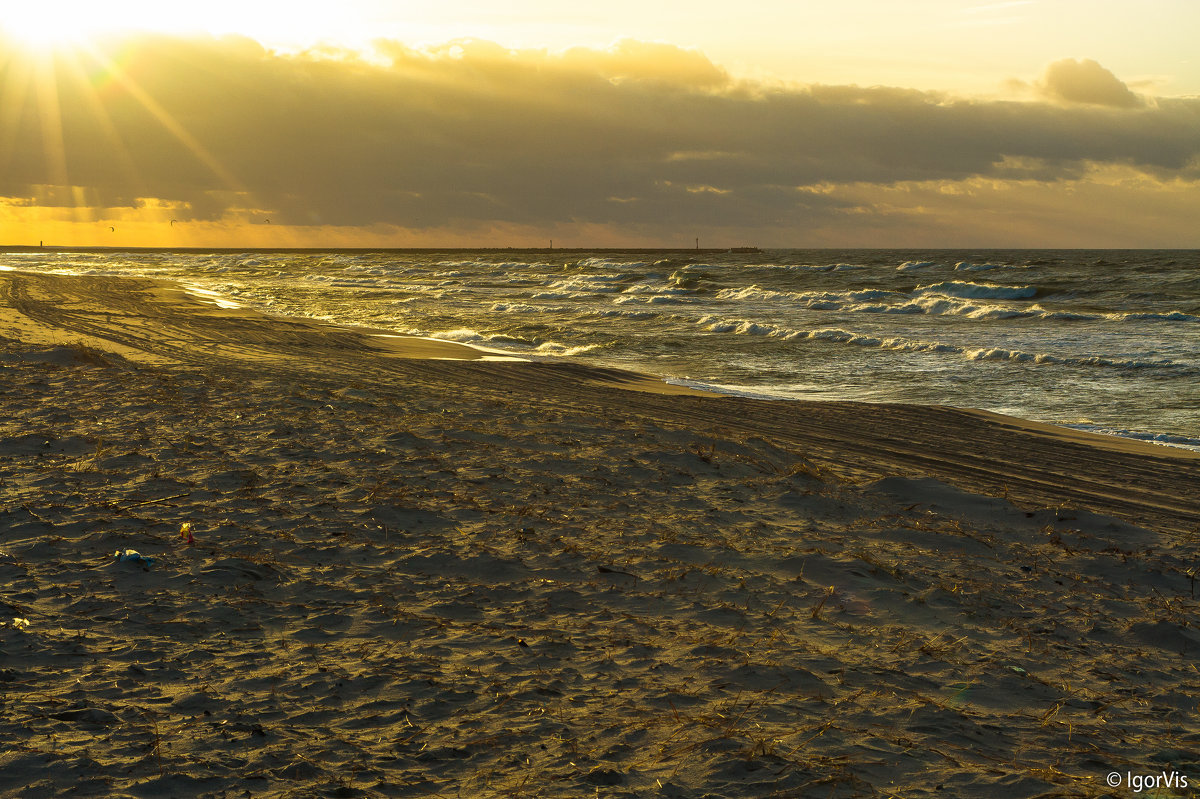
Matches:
[[913, 281, 1037, 300], [713, 284, 1198, 324], [695, 316, 1186, 371]]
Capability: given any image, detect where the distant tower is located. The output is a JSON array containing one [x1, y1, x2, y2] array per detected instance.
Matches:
[[695, 237, 699, 250]]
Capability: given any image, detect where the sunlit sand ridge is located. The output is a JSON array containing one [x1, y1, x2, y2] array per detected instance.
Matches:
[[2, 269, 1199, 796]]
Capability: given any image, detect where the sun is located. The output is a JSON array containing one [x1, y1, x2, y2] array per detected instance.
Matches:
[[2, 6, 102, 48], [0, 1, 376, 51], [0, 1, 171, 48]]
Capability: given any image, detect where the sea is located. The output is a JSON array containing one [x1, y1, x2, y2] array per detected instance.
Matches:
[[5, 248, 1198, 452]]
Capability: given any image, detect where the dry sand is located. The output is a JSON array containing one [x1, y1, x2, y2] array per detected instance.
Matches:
[[1, 269, 1199, 798]]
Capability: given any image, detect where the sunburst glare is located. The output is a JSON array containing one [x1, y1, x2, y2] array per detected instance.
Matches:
[[0, 0, 369, 51]]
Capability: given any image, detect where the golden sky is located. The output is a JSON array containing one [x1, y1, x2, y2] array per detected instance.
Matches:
[[2, 1, 1199, 247]]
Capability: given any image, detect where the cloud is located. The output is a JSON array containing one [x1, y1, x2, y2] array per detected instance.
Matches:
[[560, 39, 728, 86], [1037, 58, 1141, 107], [2, 35, 1197, 244]]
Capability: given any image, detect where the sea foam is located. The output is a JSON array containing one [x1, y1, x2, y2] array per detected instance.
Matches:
[[914, 281, 1037, 300]]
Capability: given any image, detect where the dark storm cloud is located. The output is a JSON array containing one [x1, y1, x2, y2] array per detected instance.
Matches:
[[3, 34, 1197, 228]]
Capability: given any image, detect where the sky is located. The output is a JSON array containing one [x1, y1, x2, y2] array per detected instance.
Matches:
[[2, 0, 1199, 248]]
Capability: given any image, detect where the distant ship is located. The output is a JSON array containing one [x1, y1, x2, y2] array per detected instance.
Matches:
[[728, 246, 761, 253]]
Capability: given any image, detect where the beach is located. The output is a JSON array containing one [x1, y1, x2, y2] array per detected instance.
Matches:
[[2, 268, 1199, 797]]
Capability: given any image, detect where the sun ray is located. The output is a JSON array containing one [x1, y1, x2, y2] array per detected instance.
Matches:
[[30, 52, 73, 220], [2, 34, 268, 245], [56, 45, 147, 208], [0, 48, 36, 182], [84, 48, 248, 200]]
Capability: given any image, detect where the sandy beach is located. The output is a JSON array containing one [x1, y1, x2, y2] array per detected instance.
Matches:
[[2, 269, 1199, 798]]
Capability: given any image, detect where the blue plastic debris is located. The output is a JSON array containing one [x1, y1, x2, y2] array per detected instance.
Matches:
[[113, 549, 154, 567]]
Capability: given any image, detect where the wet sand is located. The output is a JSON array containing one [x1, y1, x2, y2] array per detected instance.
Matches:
[[2, 269, 1198, 797]]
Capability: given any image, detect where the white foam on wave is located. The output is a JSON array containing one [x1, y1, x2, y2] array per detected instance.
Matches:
[[429, 327, 488, 343], [533, 342, 602, 356], [427, 327, 599, 358], [1058, 424, 1200, 453], [954, 261, 1008, 271], [1119, 310, 1200, 323], [433, 260, 544, 271], [896, 261, 937, 271], [613, 295, 685, 306], [716, 285, 1198, 325], [530, 291, 586, 300], [660, 378, 789, 400], [590, 308, 658, 320], [914, 281, 1037, 300], [575, 257, 646, 269], [716, 286, 902, 305], [798, 328, 959, 354], [621, 283, 693, 296], [890, 297, 1033, 320], [577, 272, 634, 282], [182, 284, 242, 309], [302, 273, 403, 289], [491, 302, 559, 314], [752, 263, 863, 273], [695, 315, 1186, 370], [544, 276, 624, 294]]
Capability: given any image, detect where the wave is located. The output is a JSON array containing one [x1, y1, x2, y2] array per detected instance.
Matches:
[[533, 342, 603, 356], [427, 327, 599, 357], [529, 291, 582, 299], [490, 301, 660, 321], [716, 286, 902, 304], [1058, 424, 1200, 453], [880, 298, 1098, 321], [668, 270, 710, 290], [590, 308, 660, 320], [614, 294, 685, 305], [302, 273, 409, 289], [432, 260, 544, 270], [1118, 310, 1200, 323], [695, 316, 1186, 371], [799, 328, 959, 354], [620, 283, 695, 296], [575, 257, 647, 269], [896, 261, 937, 271], [340, 265, 391, 276], [913, 281, 1037, 300], [743, 263, 864, 273], [490, 302, 558, 314], [715, 285, 1200, 325], [715, 286, 1037, 319], [543, 276, 625, 294]]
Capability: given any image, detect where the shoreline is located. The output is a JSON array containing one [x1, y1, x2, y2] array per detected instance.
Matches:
[[3, 268, 1197, 530], [8, 251, 1198, 459], [4, 268, 1200, 796], [9, 259, 1199, 454]]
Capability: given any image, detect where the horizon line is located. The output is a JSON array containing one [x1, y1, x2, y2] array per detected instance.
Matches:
[[3, 245, 1197, 254]]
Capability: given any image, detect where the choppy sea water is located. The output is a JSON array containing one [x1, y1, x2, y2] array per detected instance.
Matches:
[[5, 248, 1198, 451]]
